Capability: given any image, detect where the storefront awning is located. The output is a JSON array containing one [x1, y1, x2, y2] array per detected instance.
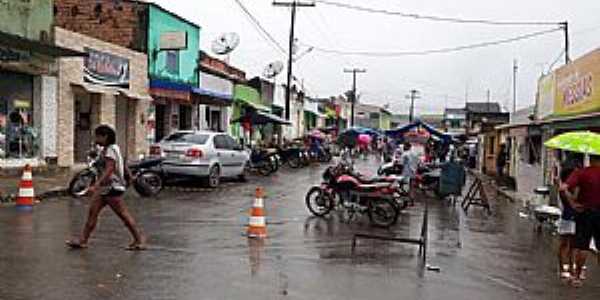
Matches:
[[150, 79, 193, 103], [119, 89, 153, 101], [232, 110, 292, 125], [0, 31, 86, 58], [192, 87, 233, 106], [70, 82, 119, 95]]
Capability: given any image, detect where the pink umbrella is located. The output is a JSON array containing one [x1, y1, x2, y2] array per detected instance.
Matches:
[[309, 130, 324, 140], [358, 134, 372, 145]]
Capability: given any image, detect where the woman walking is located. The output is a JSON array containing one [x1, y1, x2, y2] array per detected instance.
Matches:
[[67, 125, 145, 250], [555, 151, 583, 280]]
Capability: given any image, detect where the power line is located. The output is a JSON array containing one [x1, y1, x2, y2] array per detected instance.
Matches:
[[314, 0, 560, 26], [232, 0, 287, 55], [301, 27, 562, 57]]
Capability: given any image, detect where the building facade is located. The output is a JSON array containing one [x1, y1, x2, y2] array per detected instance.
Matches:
[[1, 0, 83, 169], [54, 0, 202, 143], [196, 51, 245, 134], [54, 27, 150, 166]]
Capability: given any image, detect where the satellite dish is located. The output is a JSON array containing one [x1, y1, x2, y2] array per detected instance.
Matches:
[[263, 61, 284, 78], [211, 32, 240, 55]]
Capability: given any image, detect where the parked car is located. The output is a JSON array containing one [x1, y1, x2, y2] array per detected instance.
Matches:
[[149, 131, 249, 188]]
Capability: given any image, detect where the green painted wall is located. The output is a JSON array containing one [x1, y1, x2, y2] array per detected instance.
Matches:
[[148, 5, 200, 86], [380, 112, 391, 130], [0, 0, 53, 41], [234, 85, 261, 106]]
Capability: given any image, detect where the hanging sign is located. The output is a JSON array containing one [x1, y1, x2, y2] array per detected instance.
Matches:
[[84, 47, 130, 88]]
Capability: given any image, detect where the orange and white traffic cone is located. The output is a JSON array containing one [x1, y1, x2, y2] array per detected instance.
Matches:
[[16, 164, 34, 211], [247, 187, 267, 238]]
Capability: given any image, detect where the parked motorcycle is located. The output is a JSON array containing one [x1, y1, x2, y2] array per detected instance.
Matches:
[[305, 162, 403, 227], [128, 158, 165, 197], [246, 148, 277, 176], [68, 148, 165, 198], [277, 147, 303, 169]]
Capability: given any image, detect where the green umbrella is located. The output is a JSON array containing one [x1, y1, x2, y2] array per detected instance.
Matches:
[[544, 131, 600, 155]]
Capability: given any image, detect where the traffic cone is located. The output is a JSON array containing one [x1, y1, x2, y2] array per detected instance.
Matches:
[[247, 187, 267, 238], [16, 164, 34, 211]]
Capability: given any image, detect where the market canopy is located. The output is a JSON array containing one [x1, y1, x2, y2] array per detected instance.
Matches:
[[231, 110, 292, 126], [336, 127, 381, 147], [340, 127, 382, 137], [385, 120, 454, 143]]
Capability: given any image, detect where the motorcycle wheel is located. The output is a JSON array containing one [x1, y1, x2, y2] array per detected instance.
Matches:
[[270, 156, 280, 173], [133, 171, 163, 197], [368, 198, 399, 228], [258, 162, 274, 176], [287, 154, 301, 169], [305, 186, 334, 217], [319, 152, 332, 163], [68, 171, 96, 198]]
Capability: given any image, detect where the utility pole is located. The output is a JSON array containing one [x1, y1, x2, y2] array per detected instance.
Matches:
[[273, 1, 315, 120], [513, 59, 518, 117], [344, 68, 366, 127], [486, 89, 491, 112], [405, 89, 420, 123], [464, 84, 469, 108], [561, 21, 570, 64]]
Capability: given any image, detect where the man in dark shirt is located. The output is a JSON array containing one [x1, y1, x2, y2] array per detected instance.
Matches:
[[561, 154, 600, 287], [496, 144, 507, 177]]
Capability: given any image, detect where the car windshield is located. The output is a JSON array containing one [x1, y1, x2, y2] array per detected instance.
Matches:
[[163, 133, 209, 145]]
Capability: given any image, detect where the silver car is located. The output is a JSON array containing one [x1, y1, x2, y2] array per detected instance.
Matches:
[[149, 131, 249, 188]]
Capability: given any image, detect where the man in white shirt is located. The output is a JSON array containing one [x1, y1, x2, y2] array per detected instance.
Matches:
[[401, 142, 419, 205]]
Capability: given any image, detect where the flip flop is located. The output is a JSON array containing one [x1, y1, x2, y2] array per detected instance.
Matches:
[[125, 244, 147, 251], [66, 240, 88, 249]]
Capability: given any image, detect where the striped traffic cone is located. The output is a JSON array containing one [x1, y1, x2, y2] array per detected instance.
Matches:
[[247, 187, 267, 239], [16, 164, 34, 211]]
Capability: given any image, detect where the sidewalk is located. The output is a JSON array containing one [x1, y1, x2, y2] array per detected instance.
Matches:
[[0, 168, 73, 204]]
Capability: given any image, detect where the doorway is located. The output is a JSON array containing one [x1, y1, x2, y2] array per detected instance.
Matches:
[[116, 98, 136, 161], [155, 104, 166, 142], [74, 93, 95, 163], [179, 105, 192, 130]]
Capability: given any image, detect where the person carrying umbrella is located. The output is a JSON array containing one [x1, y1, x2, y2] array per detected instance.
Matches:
[[548, 131, 600, 287]]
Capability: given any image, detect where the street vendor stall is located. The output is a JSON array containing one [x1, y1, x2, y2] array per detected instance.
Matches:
[[385, 120, 454, 144]]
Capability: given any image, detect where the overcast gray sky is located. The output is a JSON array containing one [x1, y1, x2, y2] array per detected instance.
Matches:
[[154, 0, 600, 115]]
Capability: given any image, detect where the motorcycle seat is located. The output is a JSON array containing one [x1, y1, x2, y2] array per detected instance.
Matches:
[[356, 182, 392, 190]]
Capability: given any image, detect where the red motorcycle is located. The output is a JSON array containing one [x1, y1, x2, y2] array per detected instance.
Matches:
[[305, 162, 404, 228]]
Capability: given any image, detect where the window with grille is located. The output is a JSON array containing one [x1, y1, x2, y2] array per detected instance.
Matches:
[[166, 51, 179, 74]]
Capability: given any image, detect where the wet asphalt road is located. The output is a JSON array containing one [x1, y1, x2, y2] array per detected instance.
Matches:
[[0, 157, 599, 300]]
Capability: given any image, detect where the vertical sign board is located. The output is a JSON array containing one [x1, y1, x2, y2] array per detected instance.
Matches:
[[84, 48, 130, 88], [536, 73, 555, 120]]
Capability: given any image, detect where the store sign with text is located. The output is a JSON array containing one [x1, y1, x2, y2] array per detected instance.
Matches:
[[84, 48, 130, 88], [553, 49, 600, 116]]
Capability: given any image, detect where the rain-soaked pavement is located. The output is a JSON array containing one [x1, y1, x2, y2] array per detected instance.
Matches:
[[0, 158, 599, 300]]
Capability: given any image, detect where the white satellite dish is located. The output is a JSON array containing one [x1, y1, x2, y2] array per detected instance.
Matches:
[[263, 61, 284, 79], [211, 32, 241, 55]]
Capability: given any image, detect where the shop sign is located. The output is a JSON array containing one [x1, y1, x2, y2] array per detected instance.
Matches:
[[553, 49, 600, 116], [13, 100, 31, 109], [84, 47, 130, 88], [536, 73, 555, 119], [199, 71, 233, 98], [0, 47, 30, 62]]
